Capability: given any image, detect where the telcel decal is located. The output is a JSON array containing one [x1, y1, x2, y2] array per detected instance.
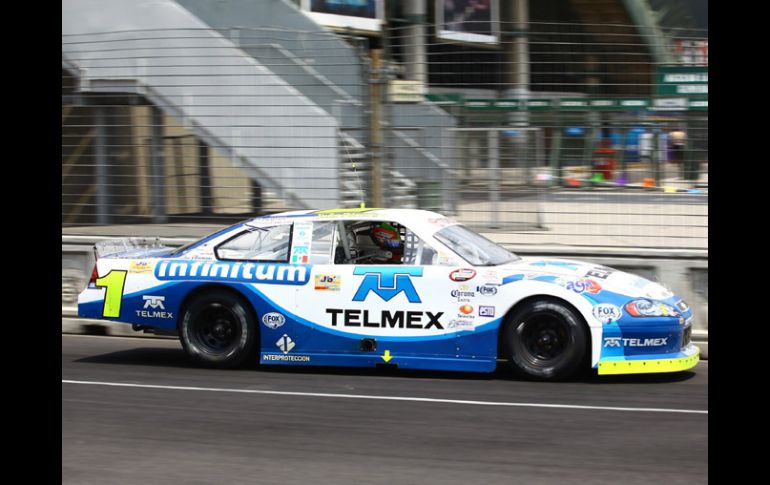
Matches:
[[603, 337, 668, 348], [262, 312, 286, 329], [592, 303, 622, 324], [450, 269, 476, 282]]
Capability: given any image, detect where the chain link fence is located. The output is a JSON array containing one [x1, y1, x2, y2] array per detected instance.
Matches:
[[62, 12, 707, 250]]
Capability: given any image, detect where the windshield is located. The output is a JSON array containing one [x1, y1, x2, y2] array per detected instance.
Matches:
[[434, 225, 519, 266]]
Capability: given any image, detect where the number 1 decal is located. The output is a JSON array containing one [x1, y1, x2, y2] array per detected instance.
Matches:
[[95, 270, 127, 318]]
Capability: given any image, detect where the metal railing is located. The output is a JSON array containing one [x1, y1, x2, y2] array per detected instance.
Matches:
[[62, 14, 707, 250]]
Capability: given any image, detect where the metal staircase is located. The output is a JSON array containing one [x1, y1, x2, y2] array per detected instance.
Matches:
[[338, 131, 417, 209]]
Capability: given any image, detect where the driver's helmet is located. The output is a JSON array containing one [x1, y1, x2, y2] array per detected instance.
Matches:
[[370, 222, 403, 257]]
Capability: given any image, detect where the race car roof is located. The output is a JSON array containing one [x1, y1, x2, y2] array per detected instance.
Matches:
[[245, 208, 455, 230]]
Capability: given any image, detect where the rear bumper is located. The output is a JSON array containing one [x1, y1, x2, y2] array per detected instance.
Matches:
[[597, 344, 700, 375]]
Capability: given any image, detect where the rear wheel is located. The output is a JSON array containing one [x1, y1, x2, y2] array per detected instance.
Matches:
[[502, 299, 588, 381], [179, 290, 257, 368]]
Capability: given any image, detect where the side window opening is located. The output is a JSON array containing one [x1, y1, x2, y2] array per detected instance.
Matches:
[[330, 220, 440, 265], [215, 225, 292, 262], [308, 221, 337, 264]]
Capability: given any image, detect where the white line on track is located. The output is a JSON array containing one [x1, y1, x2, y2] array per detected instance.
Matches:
[[62, 379, 708, 415], [62, 334, 178, 343]]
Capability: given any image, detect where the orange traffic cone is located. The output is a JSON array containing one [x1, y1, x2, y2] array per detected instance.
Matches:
[[642, 178, 656, 188]]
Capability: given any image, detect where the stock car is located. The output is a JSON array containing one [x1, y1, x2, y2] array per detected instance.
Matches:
[[78, 208, 699, 380]]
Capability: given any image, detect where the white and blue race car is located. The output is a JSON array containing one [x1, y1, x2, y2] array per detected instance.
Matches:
[[78, 208, 699, 380]]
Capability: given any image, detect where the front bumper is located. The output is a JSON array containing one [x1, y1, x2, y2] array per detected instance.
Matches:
[[597, 344, 700, 375]]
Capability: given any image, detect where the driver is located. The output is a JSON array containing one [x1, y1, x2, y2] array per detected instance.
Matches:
[[369, 222, 403, 263]]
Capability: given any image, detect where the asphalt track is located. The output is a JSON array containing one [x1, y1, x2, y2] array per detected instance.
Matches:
[[62, 334, 708, 484]]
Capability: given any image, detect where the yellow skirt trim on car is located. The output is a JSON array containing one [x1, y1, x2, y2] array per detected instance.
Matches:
[[598, 348, 700, 375]]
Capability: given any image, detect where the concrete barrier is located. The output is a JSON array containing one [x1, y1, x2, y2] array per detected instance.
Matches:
[[62, 235, 707, 359]]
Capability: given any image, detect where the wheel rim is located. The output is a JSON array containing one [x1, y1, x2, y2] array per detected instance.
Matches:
[[189, 302, 241, 355], [516, 312, 571, 366]]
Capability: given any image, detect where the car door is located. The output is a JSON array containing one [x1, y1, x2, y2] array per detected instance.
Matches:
[[293, 218, 459, 364]]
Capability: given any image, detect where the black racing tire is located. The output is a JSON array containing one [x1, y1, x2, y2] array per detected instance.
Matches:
[[502, 298, 588, 381], [179, 290, 258, 369]]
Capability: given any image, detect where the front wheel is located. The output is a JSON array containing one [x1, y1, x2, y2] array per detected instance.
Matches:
[[502, 299, 588, 381], [179, 290, 258, 368]]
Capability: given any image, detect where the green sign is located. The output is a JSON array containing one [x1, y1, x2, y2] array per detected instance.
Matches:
[[429, 94, 705, 112], [461, 97, 654, 111], [656, 66, 708, 96]]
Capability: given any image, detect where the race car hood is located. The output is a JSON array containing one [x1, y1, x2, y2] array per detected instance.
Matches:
[[501, 257, 678, 302]]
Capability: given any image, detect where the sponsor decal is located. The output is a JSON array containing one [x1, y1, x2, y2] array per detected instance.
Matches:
[[480, 269, 500, 282], [353, 267, 422, 303], [276, 334, 295, 354], [603, 337, 669, 348], [592, 303, 622, 324], [290, 222, 313, 264], [450, 268, 477, 282], [188, 248, 216, 261], [143, 295, 165, 309], [564, 278, 602, 294], [477, 284, 498, 296], [263, 354, 311, 362], [447, 319, 474, 331], [136, 295, 174, 319], [530, 260, 580, 271], [459, 304, 474, 315], [427, 217, 457, 228], [585, 266, 614, 280], [326, 309, 444, 329], [624, 299, 679, 317], [315, 274, 341, 291], [451, 284, 475, 301], [291, 246, 310, 264], [313, 208, 379, 215], [502, 274, 525, 285], [262, 312, 286, 329], [478, 305, 495, 317], [129, 261, 153, 274], [155, 261, 310, 286]]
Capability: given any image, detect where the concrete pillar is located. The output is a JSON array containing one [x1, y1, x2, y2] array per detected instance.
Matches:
[[94, 105, 110, 225], [369, 48, 384, 208], [403, 0, 427, 85], [149, 106, 167, 223], [199, 141, 213, 215], [504, 0, 530, 127], [488, 130, 500, 228]]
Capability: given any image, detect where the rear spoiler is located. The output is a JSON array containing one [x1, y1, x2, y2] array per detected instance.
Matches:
[[94, 237, 168, 260]]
